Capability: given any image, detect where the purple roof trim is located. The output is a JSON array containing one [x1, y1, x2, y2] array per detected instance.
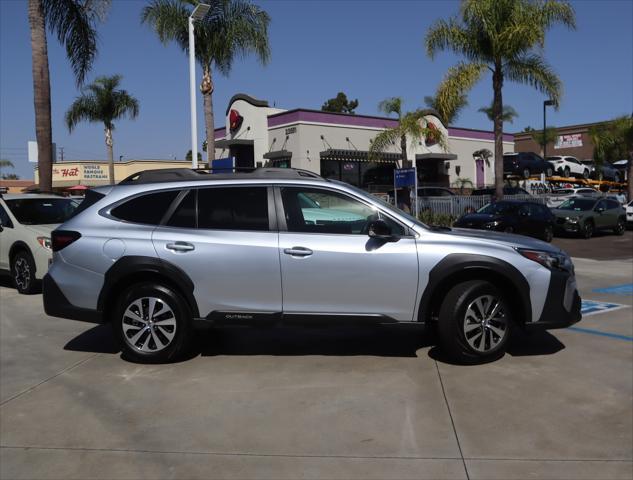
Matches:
[[448, 127, 514, 142], [214, 128, 225, 139], [268, 110, 398, 129], [267, 109, 513, 142]]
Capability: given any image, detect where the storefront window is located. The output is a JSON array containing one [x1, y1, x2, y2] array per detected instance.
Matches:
[[320, 159, 396, 192], [340, 162, 360, 187]]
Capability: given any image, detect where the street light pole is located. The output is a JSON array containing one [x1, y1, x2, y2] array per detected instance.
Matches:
[[188, 4, 210, 170], [543, 99, 554, 159]]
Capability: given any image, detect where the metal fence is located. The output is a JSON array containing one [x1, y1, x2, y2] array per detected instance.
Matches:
[[415, 194, 548, 217]]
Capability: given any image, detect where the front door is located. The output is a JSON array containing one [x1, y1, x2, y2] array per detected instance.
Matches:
[[276, 186, 419, 322], [476, 158, 485, 187], [0, 204, 15, 270], [152, 186, 282, 319]]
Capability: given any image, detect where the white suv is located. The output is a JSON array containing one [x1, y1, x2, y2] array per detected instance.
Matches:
[[546, 156, 590, 179], [0, 194, 78, 293], [546, 187, 600, 208]]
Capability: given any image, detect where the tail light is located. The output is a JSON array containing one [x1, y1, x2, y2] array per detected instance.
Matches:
[[51, 230, 81, 252]]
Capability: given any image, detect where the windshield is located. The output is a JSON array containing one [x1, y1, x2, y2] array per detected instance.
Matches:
[[477, 202, 520, 215], [557, 198, 595, 211], [553, 189, 574, 195], [331, 180, 426, 228], [5, 198, 78, 225]]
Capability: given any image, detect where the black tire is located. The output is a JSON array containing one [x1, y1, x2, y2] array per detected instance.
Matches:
[[10, 250, 37, 294], [543, 225, 554, 243], [563, 166, 571, 178], [582, 169, 589, 179], [545, 167, 554, 177], [582, 220, 594, 239], [503, 226, 514, 234], [437, 280, 513, 364], [522, 168, 531, 179], [112, 282, 193, 363], [614, 218, 625, 236]]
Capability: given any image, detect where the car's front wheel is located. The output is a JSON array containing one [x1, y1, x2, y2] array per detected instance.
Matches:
[[522, 168, 531, 179], [11, 250, 37, 294], [563, 166, 571, 178], [112, 283, 193, 363], [437, 280, 513, 364], [582, 169, 589, 179], [614, 218, 625, 236], [543, 225, 554, 242], [582, 220, 594, 239]]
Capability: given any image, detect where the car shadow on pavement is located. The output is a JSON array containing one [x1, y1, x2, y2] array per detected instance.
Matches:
[[63, 323, 566, 364]]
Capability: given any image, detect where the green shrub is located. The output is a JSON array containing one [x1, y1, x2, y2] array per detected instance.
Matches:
[[418, 210, 457, 227]]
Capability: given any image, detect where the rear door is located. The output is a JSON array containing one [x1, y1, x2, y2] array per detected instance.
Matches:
[[593, 199, 610, 229], [276, 185, 418, 322], [152, 185, 282, 319], [0, 202, 15, 270]]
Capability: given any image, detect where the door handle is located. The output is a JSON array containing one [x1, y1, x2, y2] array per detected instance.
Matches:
[[166, 241, 195, 252], [283, 247, 313, 257]]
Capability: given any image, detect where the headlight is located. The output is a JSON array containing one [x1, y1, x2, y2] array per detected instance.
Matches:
[[565, 216, 580, 223], [484, 221, 500, 229], [516, 248, 571, 271], [37, 236, 52, 250]]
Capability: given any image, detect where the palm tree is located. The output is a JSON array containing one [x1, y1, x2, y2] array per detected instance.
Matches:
[[424, 92, 468, 125], [28, 0, 109, 192], [369, 97, 446, 169], [425, 0, 575, 199], [478, 103, 518, 124], [530, 127, 558, 156], [590, 116, 633, 198], [142, 0, 270, 162], [65, 75, 139, 184]]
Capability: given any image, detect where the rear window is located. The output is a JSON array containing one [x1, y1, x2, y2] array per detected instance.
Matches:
[[111, 190, 179, 225], [553, 189, 574, 194], [4, 198, 78, 225]]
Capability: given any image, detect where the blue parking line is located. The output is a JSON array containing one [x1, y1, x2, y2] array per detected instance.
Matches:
[[592, 284, 633, 296], [567, 326, 633, 342]]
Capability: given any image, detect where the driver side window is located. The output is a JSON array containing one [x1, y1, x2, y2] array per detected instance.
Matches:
[[280, 187, 404, 235]]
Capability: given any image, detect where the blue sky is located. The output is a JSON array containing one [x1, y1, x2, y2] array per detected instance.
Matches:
[[1, 0, 632, 179]]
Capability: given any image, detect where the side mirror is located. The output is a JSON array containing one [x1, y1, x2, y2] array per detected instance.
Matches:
[[596, 207, 605, 213], [367, 219, 394, 240]]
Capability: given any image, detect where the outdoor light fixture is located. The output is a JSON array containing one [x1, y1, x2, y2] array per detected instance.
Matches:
[[543, 99, 555, 159], [188, 3, 211, 168]]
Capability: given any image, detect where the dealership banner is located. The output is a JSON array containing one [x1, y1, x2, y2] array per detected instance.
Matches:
[[554, 134, 583, 149]]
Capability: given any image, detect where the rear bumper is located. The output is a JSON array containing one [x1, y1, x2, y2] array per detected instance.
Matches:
[[525, 269, 581, 331], [43, 273, 103, 324]]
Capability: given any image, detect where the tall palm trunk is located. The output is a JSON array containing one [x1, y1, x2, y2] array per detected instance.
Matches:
[[28, 0, 53, 192], [492, 66, 504, 200], [400, 134, 409, 168], [201, 65, 215, 164], [105, 126, 114, 184]]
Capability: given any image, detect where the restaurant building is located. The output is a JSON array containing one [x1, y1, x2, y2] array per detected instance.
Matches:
[[513, 121, 600, 160], [214, 94, 515, 192]]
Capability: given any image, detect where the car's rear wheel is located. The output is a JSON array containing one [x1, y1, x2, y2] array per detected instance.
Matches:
[[112, 283, 193, 363], [437, 280, 513, 364], [614, 218, 625, 236], [522, 168, 531, 179], [563, 166, 571, 178], [543, 225, 554, 242], [11, 250, 37, 294], [582, 220, 594, 239]]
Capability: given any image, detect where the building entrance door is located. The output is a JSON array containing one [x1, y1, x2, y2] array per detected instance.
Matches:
[[476, 158, 484, 187], [230, 144, 254, 169]]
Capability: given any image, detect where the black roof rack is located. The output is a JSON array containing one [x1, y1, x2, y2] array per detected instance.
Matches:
[[118, 167, 324, 185]]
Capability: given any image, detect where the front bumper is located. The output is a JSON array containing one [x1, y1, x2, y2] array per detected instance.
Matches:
[[554, 218, 582, 233], [43, 273, 103, 323], [525, 269, 581, 331]]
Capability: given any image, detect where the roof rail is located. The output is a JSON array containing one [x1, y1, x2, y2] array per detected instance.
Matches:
[[118, 167, 324, 185]]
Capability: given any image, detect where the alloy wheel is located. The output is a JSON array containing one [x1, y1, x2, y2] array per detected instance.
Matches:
[[122, 297, 177, 353], [463, 295, 509, 353], [13, 257, 31, 291]]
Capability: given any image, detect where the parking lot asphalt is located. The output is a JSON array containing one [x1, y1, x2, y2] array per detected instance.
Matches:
[[553, 230, 633, 260], [1, 248, 632, 479]]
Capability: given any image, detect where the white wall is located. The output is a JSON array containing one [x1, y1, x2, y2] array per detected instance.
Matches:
[[448, 137, 514, 186]]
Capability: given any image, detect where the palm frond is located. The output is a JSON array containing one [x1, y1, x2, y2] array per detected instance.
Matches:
[[505, 54, 562, 107], [478, 102, 518, 123], [425, 17, 481, 62], [141, 0, 189, 50], [43, 0, 100, 85], [434, 62, 486, 124], [368, 128, 402, 160], [65, 93, 100, 132], [378, 97, 403, 118]]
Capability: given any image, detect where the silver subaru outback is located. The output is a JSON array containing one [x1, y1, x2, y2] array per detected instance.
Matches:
[[43, 168, 581, 364]]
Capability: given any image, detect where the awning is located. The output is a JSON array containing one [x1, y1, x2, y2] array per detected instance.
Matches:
[[214, 138, 254, 149], [319, 149, 400, 163], [263, 150, 292, 160], [415, 153, 457, 161]]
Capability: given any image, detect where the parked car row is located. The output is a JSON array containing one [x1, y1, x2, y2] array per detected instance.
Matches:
[[454, 196, 627, 241]]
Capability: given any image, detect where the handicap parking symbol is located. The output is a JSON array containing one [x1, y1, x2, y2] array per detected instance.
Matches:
[[581, 300, 627, 317], [592, 284, 633, 296]]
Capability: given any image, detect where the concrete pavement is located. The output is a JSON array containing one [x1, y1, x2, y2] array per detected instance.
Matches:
[[0, 256, 631, 479]]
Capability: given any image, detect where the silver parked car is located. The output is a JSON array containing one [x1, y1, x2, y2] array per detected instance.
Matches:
[[43, 168, 581, 364]]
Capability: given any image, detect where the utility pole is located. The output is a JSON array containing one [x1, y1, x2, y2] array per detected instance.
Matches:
[[59, 147, 64, 162]]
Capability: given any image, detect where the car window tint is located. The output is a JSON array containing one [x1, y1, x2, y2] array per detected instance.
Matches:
[[606, 200, 620, 209], [111, 190, 179, 225], [0, 204, 12, 228], [595, 199, 607, 210], [167, 190, 196, 228], [198, 187, 268, 231], [281, 187, 404, 235]]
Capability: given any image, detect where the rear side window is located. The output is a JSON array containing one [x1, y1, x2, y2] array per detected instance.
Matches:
[[198, 187, 268, 231], [167, 190, 196, 228], [606, 200, 620, 209], [111, 190, 179, 225]]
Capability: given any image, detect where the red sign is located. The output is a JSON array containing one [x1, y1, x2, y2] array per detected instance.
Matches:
[[425, 122, 439, 147], [229, 109, 243, 132]]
